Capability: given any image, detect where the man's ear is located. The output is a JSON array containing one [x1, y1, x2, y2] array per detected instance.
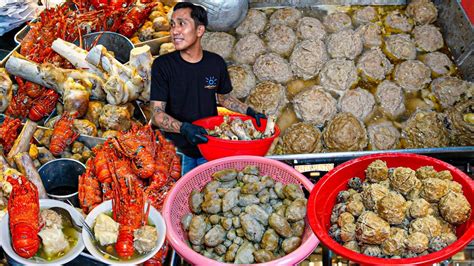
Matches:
[[197, 25, 205, 37]]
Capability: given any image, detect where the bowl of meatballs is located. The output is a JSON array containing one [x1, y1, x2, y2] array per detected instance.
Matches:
[[307, 153, 474, 265]]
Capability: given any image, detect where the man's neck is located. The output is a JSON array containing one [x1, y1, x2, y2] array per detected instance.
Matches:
[[180, 43, 203, 63]]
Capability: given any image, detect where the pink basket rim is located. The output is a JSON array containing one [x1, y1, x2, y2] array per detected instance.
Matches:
[[162, 155, 320, 265]]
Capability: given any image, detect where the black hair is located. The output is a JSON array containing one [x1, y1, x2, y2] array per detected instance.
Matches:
[[173, 2, 208, 27]]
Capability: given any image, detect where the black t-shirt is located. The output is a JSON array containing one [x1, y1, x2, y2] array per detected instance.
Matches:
[[150, 50, 232, 158]]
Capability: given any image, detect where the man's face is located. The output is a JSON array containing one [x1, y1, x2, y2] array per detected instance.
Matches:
[[170, 8, 204, 51]]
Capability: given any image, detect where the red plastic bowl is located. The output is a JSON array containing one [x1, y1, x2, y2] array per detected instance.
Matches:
[[307, 153, 474, 266], [193, 115, 280, 161]]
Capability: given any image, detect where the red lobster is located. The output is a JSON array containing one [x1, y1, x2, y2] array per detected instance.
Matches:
[[7, 175, 40, 258], [109, 158, 148, 258], [50, 112, 79, 156], [28, 89, 59, 121], [0, 116, 22, 154], [92, 142, 116, 201], [118, 2, 157, 37], [78, 159, 103, 214], [6, 77, 33, 119], [90, 0, 133, 10]]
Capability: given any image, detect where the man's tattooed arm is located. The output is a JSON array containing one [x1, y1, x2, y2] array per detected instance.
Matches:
[[150, 100, 182, 133], [216, 93, 248, 114]]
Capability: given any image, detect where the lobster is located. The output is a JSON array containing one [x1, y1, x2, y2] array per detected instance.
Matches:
[[7, 175, 40, 259], [78, 159, 103, 214], [109, 158, 147, 258], [50, 112, 79, 156], [92, 142, 116, 201], [6, 77, 32, 119], [118, 2, 157, 37], [24, 81, 45, 99], [90, 0, 133, 10], [28, 89, 59, 121], [0, 116, 22, 154]]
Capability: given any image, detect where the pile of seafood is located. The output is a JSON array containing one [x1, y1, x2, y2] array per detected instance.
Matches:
[[130, 1, 173, 44], [181, 166, 308, 263], [329, 160, 471, 259], [206, 115, 276, 140], [8, 176, 79, 261], [202, 1, 473, 155]]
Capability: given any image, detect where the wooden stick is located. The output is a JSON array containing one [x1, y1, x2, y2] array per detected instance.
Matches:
[[14, 152, 48, 199]]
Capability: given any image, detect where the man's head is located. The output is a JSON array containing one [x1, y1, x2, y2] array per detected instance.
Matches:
[[171, 2, 208, 51]]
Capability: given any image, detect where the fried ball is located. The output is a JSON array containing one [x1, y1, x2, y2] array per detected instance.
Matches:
[[377, 191, 408, 224], [326, 29, 363, 59], [265, 25, 297, 56], [201, 32, 235, 60], [356, 22, 382, 49], [323, 12, 352, 33], [290, 39, 329, 80], [406, 232, 429, 253], [228, 64, 256, 99], [367, 121, 401, 151], [384, 11, 413, 33], [410, 198, 431, 218], [365, 160, 389, 183], [296, 17, 327, 41], [431, 76, 471, 109], [253, 53, 293, 83], [357, 48, 393, 82], [361, 183, 389, 211], [282, 122, 323, 154], [389, 167, 418, 195], [356, 211, 390, 244], [346, 200, 365, 217], [413, 24, 443, 52], [420, 178, 450, 203], [439, 192, 471, 225], [322, 112, 368, 152], [232, 33, 266, 65], [292, 86, 337, 127], [340, 223, 357, 242], [375, 80, 406, 119], [269, 7, 302, 28], [383, 34, 416, 61], [382, 227, 407, 256], [409, 215, 442, 238], [353, 6, 378, 25], [445, 99, 474, 146], [338, 87, 375, 121], [416, 166, 437, 180], [394, 60, 431, 93], [319, 59, 358, 97], [436, 170, 453, 181], [245, 81, 288, 117], [402, 110, 450, 148], [236, 9, 267, 36], [406, 0, 438, 25], [420, 52, 455, 77], [448, 181, 463, 193]]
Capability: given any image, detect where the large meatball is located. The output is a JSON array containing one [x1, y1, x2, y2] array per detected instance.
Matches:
[[362, 183, 389, 210], [384, 34, 416, 61], [269, 7, 302, 28], [420, 178, 450, 203], [390, 167, 419, 195], [323, 112, 368, 152], [406, 0, 438, 25], [439, 192, 471, 225], [431, 76, 470, 109], [282, 122, 323, 154], [292, 86, 337, 127], [232, 33, 266, 65], [394, 60, 431, 93], [367, 121, 401, 150], [384, 11, 413, 33], [320, 59, 358, 97], [420, 52, 455, 77], [201, 32, 235, 60], [323, 12, 352, 33], [445, 99, 474, 146], [290, 39, 329, 80], [296, 17, 327, 41], [356, 211, 390, 244], [236, 9, 267, 36], [413, 24, 443, 52], [326, 29, 363, 59], [228, 64, 256, 99], [253, 53, 293, 83], [245, 81, 288, 117], [265, 25, 297, 57], [357, 48, 393, 82], [353, 6, 378, 25], [377, 191, 408, 225], [375, 80, 406, 118], [356, 23, 382, 49], [402, 110, 449, 148], [338, 87, 375, 121]]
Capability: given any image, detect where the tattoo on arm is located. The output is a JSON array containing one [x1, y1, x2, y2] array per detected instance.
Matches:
[[151, 101, 182, 133], [217, 94, 248, 114]]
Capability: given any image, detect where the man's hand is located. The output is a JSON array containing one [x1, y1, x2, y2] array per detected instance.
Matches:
[[246, 107, 266, 127], [180, 122, 208, 145]]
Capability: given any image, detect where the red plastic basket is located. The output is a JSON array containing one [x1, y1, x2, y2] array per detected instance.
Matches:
[[307, 153, 474, 266], [162, 155, 319, 265], [193, 115, 280, 161]]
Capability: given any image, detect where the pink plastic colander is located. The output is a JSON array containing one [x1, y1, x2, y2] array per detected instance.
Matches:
[[162, 155, 319, 265]]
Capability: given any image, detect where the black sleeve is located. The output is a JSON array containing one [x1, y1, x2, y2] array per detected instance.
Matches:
[[150, 57, 169, 102], [217, 58, 233, 95]]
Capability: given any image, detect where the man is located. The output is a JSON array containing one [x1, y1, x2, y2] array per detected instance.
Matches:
[[150, 2, 265, 174]]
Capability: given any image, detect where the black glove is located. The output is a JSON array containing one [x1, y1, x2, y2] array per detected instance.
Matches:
[[180, 122, 208, 145], [246, 107, 266, 127]]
